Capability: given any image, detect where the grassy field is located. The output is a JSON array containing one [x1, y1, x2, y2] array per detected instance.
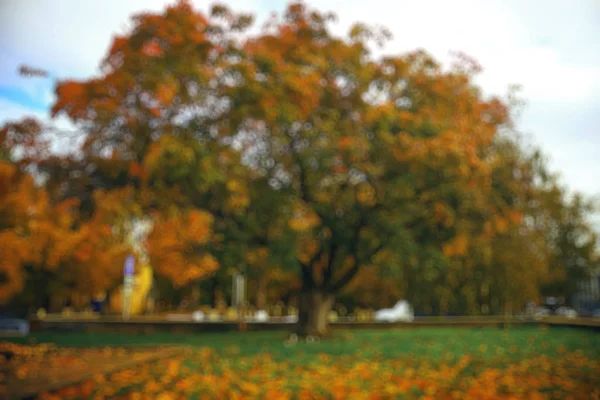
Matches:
[[3, 326, 600, 399]]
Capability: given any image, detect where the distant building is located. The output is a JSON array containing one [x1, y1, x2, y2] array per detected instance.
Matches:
[[572, 269, 600, 312]]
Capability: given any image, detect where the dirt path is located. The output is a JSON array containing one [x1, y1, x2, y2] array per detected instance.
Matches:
[[0, 342, 186, 399]]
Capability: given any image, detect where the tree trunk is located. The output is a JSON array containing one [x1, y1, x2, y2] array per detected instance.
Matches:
[[209, 279, 219, 308], [191, 286, 200, 308], [296, 290, 335, 337], [256, 275, 267, 310]]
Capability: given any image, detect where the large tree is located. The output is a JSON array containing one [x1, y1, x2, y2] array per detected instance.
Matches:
[[49, 1, 257, 297], [220, 3, 523, 334], [47, 1, 526, 334], [0, 120, 131, 312], [11, 0, 596, 332]]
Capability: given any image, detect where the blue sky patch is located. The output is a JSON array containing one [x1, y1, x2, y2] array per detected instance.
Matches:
[[0, 85, 50, 111]]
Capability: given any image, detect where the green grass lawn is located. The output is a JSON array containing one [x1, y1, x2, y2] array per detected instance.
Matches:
[[4, 326, 600, 399], [7, 326, 600, 362]]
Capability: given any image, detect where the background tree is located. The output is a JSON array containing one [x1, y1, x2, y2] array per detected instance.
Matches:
[[49, 2, 259, 297], [0, 161, 38, 305], [221, 3, 525, 334]]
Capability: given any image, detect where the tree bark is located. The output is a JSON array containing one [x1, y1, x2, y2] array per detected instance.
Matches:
[[191, 286, 200, 308], [255, 275, 267, 310], [296, 290, 335, 337], [209, 278, 219, 308]]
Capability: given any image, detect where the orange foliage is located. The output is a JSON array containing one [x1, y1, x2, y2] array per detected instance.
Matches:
[[31, 331, 600, 400], [51, 80, 88, 119], [0, 231, 28, 302], [41, 0, 561, 314], [0, 163, 41, 301], [141, 40, 164, 57], [147, 210, 219, 287], [337, 137, 354, 150], [128, 162, 149, 181], [68, 221, 128, 294], [443, 234, 469, 258], [0, 161, 128, 302], [288, 202, 321, 232], [156, 80, 178, 106], [508, 210, 523, 225]]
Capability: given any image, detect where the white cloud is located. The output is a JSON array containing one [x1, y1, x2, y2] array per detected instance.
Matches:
[[0, 98, 81, 155], [0, 98, 47, 123], [0, 0, 263, 79]]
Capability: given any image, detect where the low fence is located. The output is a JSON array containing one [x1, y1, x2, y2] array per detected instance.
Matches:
[[27, 315, 600, 334]]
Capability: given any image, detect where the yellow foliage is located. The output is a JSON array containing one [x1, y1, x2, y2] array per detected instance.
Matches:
[[356, 183, 376, 206], [289, 203, 321, 231], [314, 192, 332, 203], [143, 135, 196, 175], [246, 247, 269, 266]]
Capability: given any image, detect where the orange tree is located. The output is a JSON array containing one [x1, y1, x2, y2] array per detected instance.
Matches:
[[48, 2, 258, 299], [482, 133, 599, 314], [0, 160, 39, 306], [43, 1, 598, 332], [220, 3, 524, 334], [46, 1, 303, 312], [47, 1, 526, 333], [0, 120, 127, 312]]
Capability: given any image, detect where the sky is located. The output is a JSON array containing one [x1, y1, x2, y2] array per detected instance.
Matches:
[[1, 0, 599, 226]]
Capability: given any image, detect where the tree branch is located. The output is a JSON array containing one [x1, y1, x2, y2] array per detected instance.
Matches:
[[300, 262, 315, 290], [327, 215, 365, 292], [297, 240, 324, 290], [322, 239, 339, 287], [285, 128, 332, 226], [328, 259, 358, 293], [330, 179, 350, 210], [328, 240, 385, 293], [366, 243, 385, 261]]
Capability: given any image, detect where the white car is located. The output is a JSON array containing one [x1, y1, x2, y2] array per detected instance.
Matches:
[[192, 311, 205, 322], [283, 315, 298, 323], [254, 310, 269, 322], [375, 300, 414, 323], [555, 307, 578, 319], [533, 307, 551, 320]]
